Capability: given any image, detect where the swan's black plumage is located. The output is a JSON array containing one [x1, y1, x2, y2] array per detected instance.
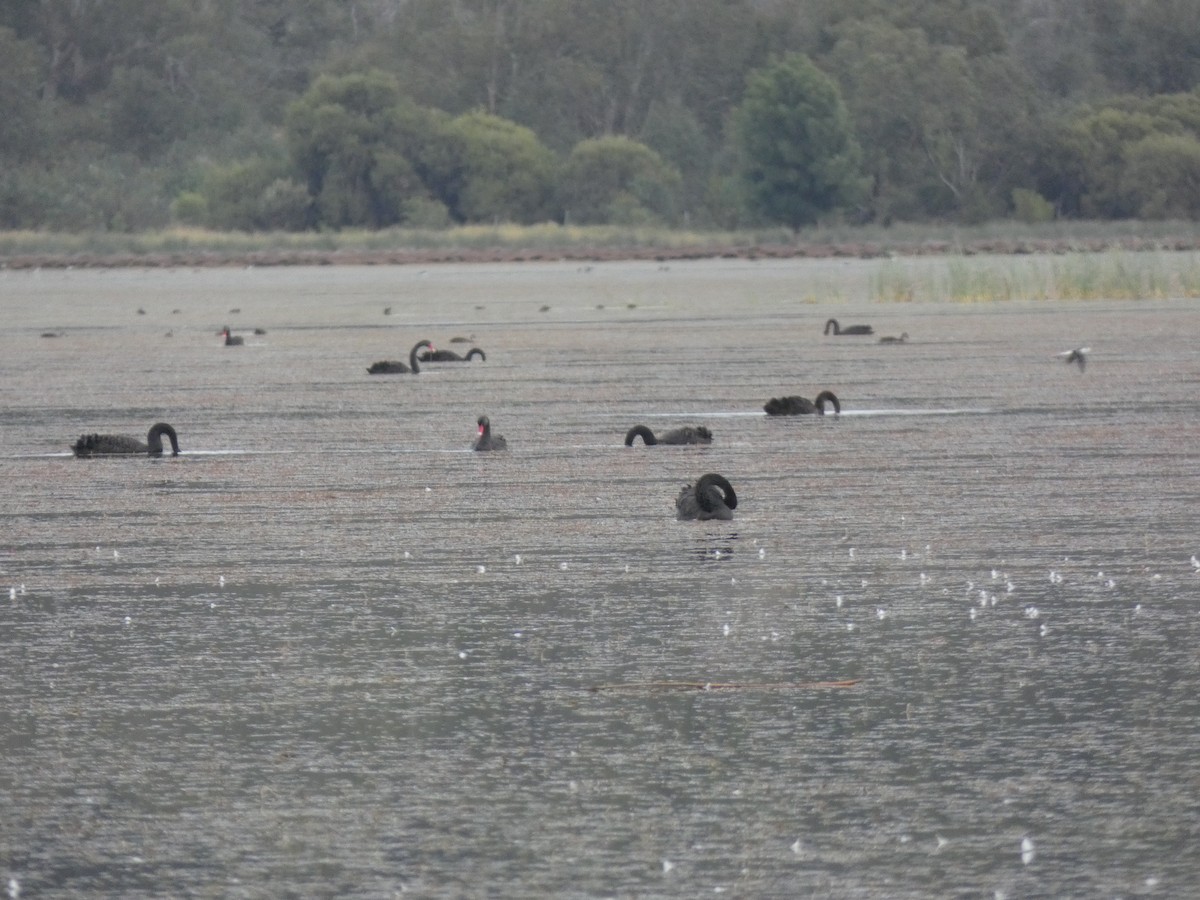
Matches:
[[419, 347, 486, 362], [763, 390, 840, 416], [368, 340, 434, 374], [473, 415, 507, 451], [73, 422, 180, 457], [624, 424, 712, 446], [824, 318, 873, 336], [676, 473, 737, 521], [221, 326, 244, 346]]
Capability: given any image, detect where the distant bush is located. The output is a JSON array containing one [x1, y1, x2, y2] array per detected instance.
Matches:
[[1012, 188, 1055, 223]]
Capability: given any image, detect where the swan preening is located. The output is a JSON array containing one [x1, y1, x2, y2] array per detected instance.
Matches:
[[368, 340, 434, 374], [824, 318, 873, 336], [419, 347, 486, 362], [624, 424, 712, 446], [220, 326, 244, 346], [676, 473, 737, 521], [473, 415, 507, 451], [879, 332, 908, 344], [74, 422, 180, 457], [763, 390, 841, 416], [1058, 347, 1089, 371]]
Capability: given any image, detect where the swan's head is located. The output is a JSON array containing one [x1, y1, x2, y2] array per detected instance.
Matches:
[[477, 415, 490, 435]]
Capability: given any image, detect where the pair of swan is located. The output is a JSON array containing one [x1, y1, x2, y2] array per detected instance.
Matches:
[[824, 318, 873, 336], [625, 424, 712, 446], [764, 390, 840, 416], [73, 423, 180, 457], [368, 340, 434, 374], [368, 340, 487, 374]]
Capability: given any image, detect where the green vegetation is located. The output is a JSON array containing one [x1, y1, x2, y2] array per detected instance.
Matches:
[[869, 250, 1200, 303], [3, 1, 1200, 234]]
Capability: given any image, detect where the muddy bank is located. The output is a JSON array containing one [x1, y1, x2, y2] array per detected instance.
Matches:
[[5, 234, 1200, 270]]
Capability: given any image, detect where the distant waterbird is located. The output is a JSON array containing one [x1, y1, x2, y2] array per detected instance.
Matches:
[[764, 390, 840, 416], [1057, 347, 1090, 371], [675, 473, 737, 521], [473, 415, 507, 451], [624, 424, 712, 446], [824, 318, 873, 336], [73, 422, 180, 457]]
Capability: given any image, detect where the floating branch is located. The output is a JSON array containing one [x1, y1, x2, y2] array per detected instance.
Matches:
[[588, 679, 860, 693]]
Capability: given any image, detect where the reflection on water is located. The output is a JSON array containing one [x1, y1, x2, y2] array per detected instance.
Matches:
[[2, 260, 1200, 897]]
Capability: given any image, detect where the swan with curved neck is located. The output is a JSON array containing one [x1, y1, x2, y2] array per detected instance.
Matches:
[[473, 415, 507, 451], [419, 347, 486, 362], [763, 390, 840, 416], [624, 424, 712, 446], [676, 473, 737, 521], [367, 340, 434, 374], [73, 422, 180, 457], [824, 318, 873, 336], [221, 326, 244, 346]]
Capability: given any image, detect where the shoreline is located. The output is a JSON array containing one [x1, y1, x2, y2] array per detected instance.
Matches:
[[5, 234, 1200, 270]]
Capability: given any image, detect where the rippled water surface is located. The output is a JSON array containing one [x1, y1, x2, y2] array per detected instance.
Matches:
[[2, 259, 1200, 897]]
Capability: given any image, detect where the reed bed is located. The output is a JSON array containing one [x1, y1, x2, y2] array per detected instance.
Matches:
[[869, 250, 1200, 303]]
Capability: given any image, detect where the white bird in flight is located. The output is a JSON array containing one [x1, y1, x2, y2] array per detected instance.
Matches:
[[1057, 347, 1090, 371]]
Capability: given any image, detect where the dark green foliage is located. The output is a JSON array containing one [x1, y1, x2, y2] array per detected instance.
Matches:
[[3, 1, 1200, 231], [733, 53, 866, 228], [560, 137, 682, 225]]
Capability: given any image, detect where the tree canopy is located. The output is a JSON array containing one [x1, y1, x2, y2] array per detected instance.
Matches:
[[733, 53, 865, 228], [3, 1, 1200, 231]]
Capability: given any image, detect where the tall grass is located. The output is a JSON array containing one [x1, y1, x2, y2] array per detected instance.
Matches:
[[869, 251, 1200, 302]]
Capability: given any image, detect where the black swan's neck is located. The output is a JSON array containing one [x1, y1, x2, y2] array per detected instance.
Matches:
[[625, 425, 657, 446]]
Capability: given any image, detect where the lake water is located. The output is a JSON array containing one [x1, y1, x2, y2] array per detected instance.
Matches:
[[2, 259, 1199, 898]]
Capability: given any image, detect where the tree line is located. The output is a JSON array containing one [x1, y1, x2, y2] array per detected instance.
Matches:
[[3, 0, 1200, 233]]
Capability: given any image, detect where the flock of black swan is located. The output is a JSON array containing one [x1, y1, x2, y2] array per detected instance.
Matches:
[[92, 314, 1112, 526]]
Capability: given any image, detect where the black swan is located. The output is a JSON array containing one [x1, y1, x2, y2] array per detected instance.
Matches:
[[221, 326, 244, 346], [418, 347, 486, 362], [624, 424, 712, 446], [824, 318, 873, 336], [73, 422, 180, 457], [763, 390, 840, 416], [367, 340, 434, 375], [676, 473, 737, 521], [1058, 347, 1089, 371], [879, 332, 909, 344], [473, 415, 507, 451]]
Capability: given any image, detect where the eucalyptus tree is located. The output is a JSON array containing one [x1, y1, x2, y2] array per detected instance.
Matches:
[[732, 53, 865, 228]]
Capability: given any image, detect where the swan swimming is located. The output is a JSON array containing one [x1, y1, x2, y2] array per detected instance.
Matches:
[[73, 422, 180, 457], [675, 473, 737, 521]]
